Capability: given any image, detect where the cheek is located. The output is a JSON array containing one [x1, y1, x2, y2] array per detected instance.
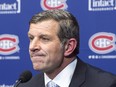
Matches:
[[49, 43, 63, 55], [47, 44, 64, 62]]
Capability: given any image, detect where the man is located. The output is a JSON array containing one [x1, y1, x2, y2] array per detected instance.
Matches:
[[18, 9, 116, 87]]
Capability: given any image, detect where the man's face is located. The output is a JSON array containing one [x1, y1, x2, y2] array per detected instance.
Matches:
[[28, 20, 65, 72]]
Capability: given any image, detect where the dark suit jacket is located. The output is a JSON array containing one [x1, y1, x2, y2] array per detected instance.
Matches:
[[18, 58, 116, 87]]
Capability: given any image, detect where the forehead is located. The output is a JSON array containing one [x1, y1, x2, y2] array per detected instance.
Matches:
[[28, 20, 59, 36]]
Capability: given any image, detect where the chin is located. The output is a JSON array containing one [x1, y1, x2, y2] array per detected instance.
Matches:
[[33, 66, 43, 71], [33, 65, 39, 70]]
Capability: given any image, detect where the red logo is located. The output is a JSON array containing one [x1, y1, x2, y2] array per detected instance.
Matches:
[[89, 32, 116, 54], [41, 0, 68, 10], [0, 34, 19, 55]]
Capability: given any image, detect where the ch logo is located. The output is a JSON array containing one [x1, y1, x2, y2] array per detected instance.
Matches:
[[89, 32, 116, 54], [0, 34, 19, 55], [40, 0, 68, 10]]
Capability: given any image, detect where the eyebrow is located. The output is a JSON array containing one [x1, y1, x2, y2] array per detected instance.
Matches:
[[28, 32, 52, 38]]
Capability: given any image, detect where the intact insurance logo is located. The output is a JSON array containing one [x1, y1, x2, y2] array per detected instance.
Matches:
[[0, 34, 20, 60], [88, 0, 116, 11], [0, 0, 21, 14], [88, 32, 116, 59], [40, 0, 68, 10]]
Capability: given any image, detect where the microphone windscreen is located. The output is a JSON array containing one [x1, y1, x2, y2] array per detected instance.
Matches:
[[18, 70, 32, 83]]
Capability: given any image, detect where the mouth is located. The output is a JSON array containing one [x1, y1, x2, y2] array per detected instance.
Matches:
[[30, 53, 45, 63], [31, 52, 45, 57]]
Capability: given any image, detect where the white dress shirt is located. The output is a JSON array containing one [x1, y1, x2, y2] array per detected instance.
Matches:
[[44, 58, 77, 87]]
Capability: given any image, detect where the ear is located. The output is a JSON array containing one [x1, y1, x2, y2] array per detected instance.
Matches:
[[64, 38, 77, 56]]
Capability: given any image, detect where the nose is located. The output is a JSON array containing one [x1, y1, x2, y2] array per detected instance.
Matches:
[[29, 38, 41, 52]]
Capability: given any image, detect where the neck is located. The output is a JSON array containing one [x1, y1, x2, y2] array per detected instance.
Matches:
[[46, 57, 75, 79]]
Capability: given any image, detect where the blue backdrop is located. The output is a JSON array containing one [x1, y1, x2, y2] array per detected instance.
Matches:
[[0, 0, 116, 86]]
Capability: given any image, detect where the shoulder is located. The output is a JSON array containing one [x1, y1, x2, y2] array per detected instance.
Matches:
[[76, 58, 116, 87], [77, 58, 116, 80], [85, 63, 116, 86], [86, 63, 116, 78]]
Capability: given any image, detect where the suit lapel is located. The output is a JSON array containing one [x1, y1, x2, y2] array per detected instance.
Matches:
[[69, 58, 87, 87], [34, 73, 45, 87]]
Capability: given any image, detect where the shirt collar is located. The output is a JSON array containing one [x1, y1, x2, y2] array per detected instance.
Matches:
[[44, 58, 77, 87]]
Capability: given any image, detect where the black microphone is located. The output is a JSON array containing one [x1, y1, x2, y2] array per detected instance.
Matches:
[[14, 70, 32, 87]]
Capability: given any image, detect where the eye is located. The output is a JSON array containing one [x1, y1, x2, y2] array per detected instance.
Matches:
[[40, 35, 51, 42], [28, 36, 34, 41], [42, 37, 50, 41]]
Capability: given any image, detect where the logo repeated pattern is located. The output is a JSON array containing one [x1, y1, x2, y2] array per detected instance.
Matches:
[[0, 0, 21, 14], [0, 34, 19, 55], [88, 0, 116, 11], [89, 32, 116, 54], [40, 0, 68, 10]]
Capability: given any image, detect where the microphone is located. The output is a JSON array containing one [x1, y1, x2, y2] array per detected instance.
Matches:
[[14, 70, 32, 87]]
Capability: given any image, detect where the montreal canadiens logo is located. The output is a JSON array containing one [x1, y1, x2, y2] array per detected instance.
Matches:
[[89, 32, 116, 54], [40, 0, 68, 10], [0, 34, 19, 55]]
